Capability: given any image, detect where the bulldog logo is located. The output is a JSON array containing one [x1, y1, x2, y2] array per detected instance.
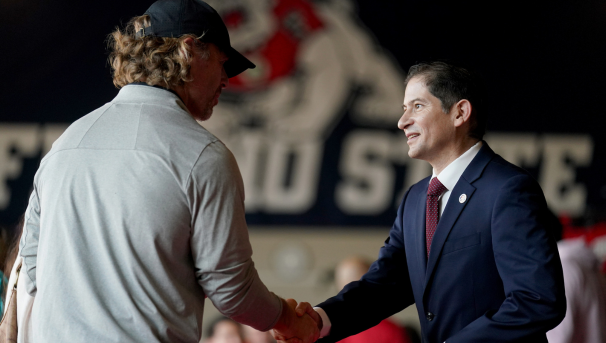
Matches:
[[203, 0, 405, 213]]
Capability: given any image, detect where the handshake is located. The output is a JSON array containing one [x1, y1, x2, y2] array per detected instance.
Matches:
[[271, 298, 324, 343]]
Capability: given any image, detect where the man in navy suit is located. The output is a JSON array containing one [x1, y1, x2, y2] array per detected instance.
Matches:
[[278, 62, 566, 343]]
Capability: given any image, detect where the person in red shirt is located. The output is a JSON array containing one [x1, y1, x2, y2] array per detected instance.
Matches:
[[334, 256, 413, 343]]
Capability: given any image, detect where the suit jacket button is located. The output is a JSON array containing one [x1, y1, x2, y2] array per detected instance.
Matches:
[[426, 312, 434, 321]]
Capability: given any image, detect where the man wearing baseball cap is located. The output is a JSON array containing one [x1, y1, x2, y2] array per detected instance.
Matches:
[[17, 1, 318, 342]]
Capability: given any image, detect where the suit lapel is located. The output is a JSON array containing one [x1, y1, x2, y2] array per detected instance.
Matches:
[[422, 142, 495, 295], [424, 181, 476, 289]]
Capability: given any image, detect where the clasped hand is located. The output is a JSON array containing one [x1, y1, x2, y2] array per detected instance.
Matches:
[[272, 299, 323, 343]]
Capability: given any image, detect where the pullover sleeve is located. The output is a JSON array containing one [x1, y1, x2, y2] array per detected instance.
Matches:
[[187, 141, 282, 331], [19, 184, 42, 296]]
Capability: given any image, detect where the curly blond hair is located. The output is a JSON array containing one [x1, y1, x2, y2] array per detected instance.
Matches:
[[108, 15, 209, 89]]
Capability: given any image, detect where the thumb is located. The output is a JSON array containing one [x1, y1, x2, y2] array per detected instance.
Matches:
[[295, 302, 313, 317], [285, 298, 298, 309]]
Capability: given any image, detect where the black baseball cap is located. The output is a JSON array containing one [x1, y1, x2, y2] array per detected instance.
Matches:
[[136, 0, 255, 78]]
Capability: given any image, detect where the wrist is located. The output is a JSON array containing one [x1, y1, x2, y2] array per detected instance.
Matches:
[[313, 307, 332, 338], [317, 311, 323, 331], [272, 298, 293, 332]]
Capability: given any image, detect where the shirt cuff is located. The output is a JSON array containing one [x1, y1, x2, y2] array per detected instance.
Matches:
[[313, 307, 331, 338]]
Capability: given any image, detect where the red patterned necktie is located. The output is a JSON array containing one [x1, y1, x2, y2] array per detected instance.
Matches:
[[426, 177, 447, 257]]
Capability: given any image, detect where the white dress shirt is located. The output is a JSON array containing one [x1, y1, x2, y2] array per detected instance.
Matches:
[[432, 141, 482, 216], [315, 141, 483, 338]]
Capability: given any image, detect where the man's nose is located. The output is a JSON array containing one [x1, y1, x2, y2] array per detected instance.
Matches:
[[398, 110, 411, 130], [221, 67, 229, 88]]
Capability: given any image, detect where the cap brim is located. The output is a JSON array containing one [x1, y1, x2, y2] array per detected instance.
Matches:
[[224, 47, 255, 78]]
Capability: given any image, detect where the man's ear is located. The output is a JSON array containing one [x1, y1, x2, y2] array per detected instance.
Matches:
[[181, 37, 197, 58], [182, 36, 196, 48], [453, 99, 472, 128]]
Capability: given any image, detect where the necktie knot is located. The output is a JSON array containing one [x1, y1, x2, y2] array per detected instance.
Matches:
[[428, 177, 447, 197]]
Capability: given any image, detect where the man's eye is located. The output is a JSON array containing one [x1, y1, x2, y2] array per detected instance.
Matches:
[[415, 104, 422, 109]]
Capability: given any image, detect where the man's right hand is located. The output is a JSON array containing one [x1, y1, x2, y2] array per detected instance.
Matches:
[[293, 301, 323, 332], [272, 298, 320, 343]]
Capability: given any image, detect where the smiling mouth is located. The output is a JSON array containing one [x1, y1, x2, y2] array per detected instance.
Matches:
[[407, 134, 420, 141]]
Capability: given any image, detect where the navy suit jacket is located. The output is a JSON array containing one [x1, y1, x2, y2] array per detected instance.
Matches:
[[318, 143, 566, 343]]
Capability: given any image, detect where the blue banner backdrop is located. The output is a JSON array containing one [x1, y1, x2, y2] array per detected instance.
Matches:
[[0, 0, 605, 229]]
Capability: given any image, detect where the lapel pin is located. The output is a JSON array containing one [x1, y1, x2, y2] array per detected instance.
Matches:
[[459, 194, 467, 203]]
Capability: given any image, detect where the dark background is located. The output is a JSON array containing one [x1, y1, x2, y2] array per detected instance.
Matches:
[[1, 0, 606, 229]]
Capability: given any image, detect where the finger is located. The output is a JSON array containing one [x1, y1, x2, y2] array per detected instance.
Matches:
[[273, 334, 287, 341], [310, 315, 321, 342], [285, 298, 298, 309], [279, 338, 302, 343], [271, 329, 287, 341], [295, 301, 312, 316], [298, 306, 322, 330], [297, 313, 321, 343]]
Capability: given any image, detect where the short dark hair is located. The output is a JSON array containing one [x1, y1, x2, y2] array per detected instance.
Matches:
[[404, 61, 486, 140]]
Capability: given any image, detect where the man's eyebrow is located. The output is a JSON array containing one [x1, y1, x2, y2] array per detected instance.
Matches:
[[402, 98, 424, 108]]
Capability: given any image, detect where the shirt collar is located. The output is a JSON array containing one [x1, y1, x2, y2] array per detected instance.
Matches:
[[431, 141, 483, 191], [128, 82, 184, 103]]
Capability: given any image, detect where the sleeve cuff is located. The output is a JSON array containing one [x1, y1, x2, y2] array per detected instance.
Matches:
[[314, 307, 332, 338]]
